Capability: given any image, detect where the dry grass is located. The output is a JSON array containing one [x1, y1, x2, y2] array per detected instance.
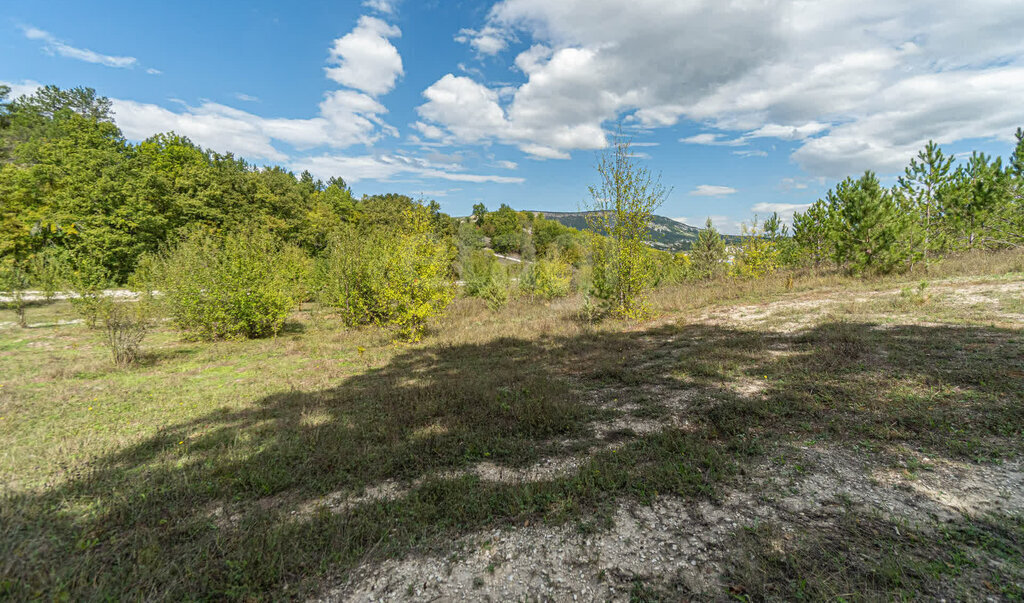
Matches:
[[0, 249, 1022, 599]]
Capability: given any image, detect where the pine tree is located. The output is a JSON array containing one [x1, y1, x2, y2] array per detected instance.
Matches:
[[690, 217, 727, 280], [945, 153, 1012, 249], [832, 172, 910, 275], [1011, 128, 1024, 179], [898, 140, 954, 262], [792, 200, 835, 268]]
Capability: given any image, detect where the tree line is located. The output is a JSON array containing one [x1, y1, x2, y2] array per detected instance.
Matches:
[[2, 84, 1022, 359], [789, 137, 1024, 275]]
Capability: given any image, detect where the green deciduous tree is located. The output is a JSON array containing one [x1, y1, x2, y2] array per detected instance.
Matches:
[[586, 132, 669, 318], [471, 202, 488, 223], [485, 204, 523, 254]]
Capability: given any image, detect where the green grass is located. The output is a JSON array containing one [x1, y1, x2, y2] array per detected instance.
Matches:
[[1, 250, 1023, 599], [723, 511, 1024, 601]]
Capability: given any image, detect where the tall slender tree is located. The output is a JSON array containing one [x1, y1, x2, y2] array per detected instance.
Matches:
[[1011, 128, 1024, 179], [586, 130, 669, 318], [898, 140, 955, 262], [792, 200, 835, 268]]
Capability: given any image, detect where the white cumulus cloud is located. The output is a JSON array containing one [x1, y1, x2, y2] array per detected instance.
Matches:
[[325, 16, 404, 96], [362, 0, 398, 14], [416, 0, 1024, 174]]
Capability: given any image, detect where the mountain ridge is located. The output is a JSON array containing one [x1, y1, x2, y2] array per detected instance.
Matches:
[[527, 210, 743, 252]]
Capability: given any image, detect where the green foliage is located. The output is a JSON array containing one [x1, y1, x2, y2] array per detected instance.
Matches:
[[491, 231, 524, 255], [1011, 127, 1024, 179], [461, 249, 512, 309], [650, 250, 692, 286], [898, 140, 955, 261], [831, 172, 912, 275], [944, 152, 1018, 250], [147, 228, 306, 340], [316, 208, 455, 341], [792, 135, 1024, 272], [65, 254, 112, 328], [532, 214, 586, 264], [690, 218, 727, 280], [586, 132, 668, 318], [0, 84, 10, 131], [792, 200, 835, 268], [731, 218, 780, 278], [0, 261, 30, 327], [471, 202, 488, 223], [100, 298, 156, 366], [480, 203, 529, 255], [26, 247, 64, 302], [762, 212, 801, 267], [520, 253, 572, 300], [0, 85, 433, 286], [456, 221, 486, 252], [9, 85, 112, 122]]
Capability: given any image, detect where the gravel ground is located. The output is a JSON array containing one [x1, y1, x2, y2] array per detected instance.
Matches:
[[316, 444, 1023, 601]]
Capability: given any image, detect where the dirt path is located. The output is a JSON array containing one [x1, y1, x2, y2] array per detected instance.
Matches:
[[313, 276, 1024, 601], [316, 445, 1022, 601]]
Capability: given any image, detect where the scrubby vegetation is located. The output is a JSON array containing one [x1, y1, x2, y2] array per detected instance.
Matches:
[[4, 85, 1022, 342], [2, 83, 1024, 599], [314, 209, 455, 341], [146, 228, 309, 340]]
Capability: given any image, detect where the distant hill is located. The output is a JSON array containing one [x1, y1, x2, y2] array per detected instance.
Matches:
[[530, 211, 743, 252]]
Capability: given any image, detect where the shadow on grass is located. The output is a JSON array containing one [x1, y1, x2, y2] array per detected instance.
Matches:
[[1, 320, 1021, 599], [721, 508, 1024, 601]]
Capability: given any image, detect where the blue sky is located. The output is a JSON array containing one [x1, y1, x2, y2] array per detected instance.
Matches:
[[3, 0, 1023, 232]]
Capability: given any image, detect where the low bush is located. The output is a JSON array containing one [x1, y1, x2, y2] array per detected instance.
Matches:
[[0, 261, 29, 327], [520, 253, 572, 300], [100, 298, 154, 366], [146, 228, 308, 340], [731, 221, 780, 279], [461, 249, 513, 309], [315, 209, 455, 341]]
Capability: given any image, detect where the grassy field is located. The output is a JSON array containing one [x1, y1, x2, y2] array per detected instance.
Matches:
[[1, 251, 1023, 600]]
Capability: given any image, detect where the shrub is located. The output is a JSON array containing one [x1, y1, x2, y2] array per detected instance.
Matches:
[[27, 248, 65, 303], [315, 209, 455, 341], [520, 253, 572, 300], [100, 299, 154, 366], [0, 261, 29, 328], [456, 221, 486, 252], [651, 251, 692, 286], [461, 249, 512, 310], [731, 220, 780, 279], [147, 228, 307, 340]]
